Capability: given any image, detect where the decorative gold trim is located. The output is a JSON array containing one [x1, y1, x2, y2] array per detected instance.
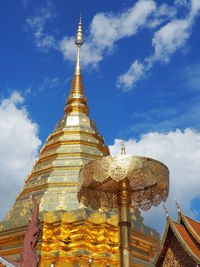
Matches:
[[38, 152, 102, 164], [17, 182, 78, 199], [49, 130, 105, 143], [42, 139, 108, 152]]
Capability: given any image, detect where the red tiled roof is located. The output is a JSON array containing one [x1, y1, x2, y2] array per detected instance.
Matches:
[[184, 215, 200, 244], [172, 220, 200, 261]]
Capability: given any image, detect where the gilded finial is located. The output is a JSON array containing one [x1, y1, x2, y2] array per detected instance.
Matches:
[[121, 138, 126, 155], [75, 14, 84, 47], [163, 205, 169, 218], [74, 15, 83, 76], [175, 199, 181, 213]]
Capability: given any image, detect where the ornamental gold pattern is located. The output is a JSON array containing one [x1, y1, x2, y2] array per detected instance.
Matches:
[[78, 155, 169, 212]]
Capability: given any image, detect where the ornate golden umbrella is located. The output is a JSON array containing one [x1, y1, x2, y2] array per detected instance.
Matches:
[[77, 144, 169, 267]]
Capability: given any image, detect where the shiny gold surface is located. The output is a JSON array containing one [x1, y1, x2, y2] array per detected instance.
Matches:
[[78, 155, 169, 266], [78, 155, 169, 211], [75, 15, 84, 48], [39, 209, 159, 266], [0, 208, 160, 266], [64, 15, 89, 116], [118, 179, 132, 267]]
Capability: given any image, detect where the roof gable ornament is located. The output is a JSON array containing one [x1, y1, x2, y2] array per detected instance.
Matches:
[[163, 204, 169, 219], [175, 198, 181, 213]]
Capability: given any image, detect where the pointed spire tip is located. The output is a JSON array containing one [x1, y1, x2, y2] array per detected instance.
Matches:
[[75, 14, 84, 47], [80, 13, 82, 24]]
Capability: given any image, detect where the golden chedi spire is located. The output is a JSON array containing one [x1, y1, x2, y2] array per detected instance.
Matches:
[[64, 15, 89, 115]]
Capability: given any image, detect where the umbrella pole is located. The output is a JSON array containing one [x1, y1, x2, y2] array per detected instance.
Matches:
[[118, 178, 132, 267]]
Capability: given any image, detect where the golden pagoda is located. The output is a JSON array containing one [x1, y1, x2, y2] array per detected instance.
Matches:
[[0, 17, 160, 266]]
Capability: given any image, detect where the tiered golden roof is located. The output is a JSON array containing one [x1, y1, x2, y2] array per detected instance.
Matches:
[[0, 17, 160, 266]]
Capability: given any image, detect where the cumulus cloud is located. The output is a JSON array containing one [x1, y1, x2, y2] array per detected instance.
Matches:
[[25, 0, 200, 89], [0, 92, 41, 220], [59, 0, 157, 67], [109, 128, 200, 233], [118, 0, 200, 91], [90, 0, 156, 47], [26, 0, 175, 68]]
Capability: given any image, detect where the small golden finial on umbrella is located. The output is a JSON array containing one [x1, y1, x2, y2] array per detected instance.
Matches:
[[121, 138, 126, 155]]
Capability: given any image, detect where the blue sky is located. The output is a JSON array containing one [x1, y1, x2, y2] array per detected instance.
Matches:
[[0, 0, 200, 233]]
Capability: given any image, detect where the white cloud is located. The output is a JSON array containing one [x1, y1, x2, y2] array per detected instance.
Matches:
[[26, 3, 56, 50], [117, 60, 145, 91], [117, 0, 200, 91], [90, 0, 156, 47], [191, 0, 200, 16], [0, 92, 41, 220], [109, 128, 200, 233], [152, 19, 190, 62], [26, 0, 178, 68], [59, 0, 157, 67], [148, 3, 177, 28], [32, 0, 176, 68], [25, 0, 200, 90]]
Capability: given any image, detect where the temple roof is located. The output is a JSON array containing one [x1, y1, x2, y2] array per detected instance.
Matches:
[[173, 220, 200, 261], [178, 211, 200, 244], [154, 204, 200, 265]]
